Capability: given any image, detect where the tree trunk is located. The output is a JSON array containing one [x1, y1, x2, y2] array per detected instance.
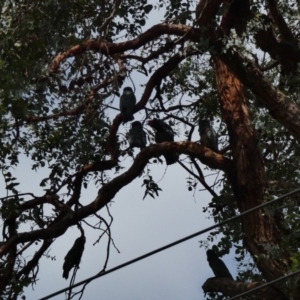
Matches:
[[213, 57, 289, 285]]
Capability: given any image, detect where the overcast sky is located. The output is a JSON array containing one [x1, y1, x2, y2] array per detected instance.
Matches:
[[1, 2, 237, 299], [20, 158, 236, 300]]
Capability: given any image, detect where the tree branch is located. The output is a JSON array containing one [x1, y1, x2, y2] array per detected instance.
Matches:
[[202, 277, 287, 300], [267, 0, 296, 43], [195, 0, 224, 26], [0, 142, 231, 257], [50, 24, 200, 72], [107, 53, 188, 158], [26, 58, 126, 123], [216, 49, 300, 142]]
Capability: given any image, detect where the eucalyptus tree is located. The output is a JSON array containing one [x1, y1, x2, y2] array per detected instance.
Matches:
[[1, 0, 300, 299]]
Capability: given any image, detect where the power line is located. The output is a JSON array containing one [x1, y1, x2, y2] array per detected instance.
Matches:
[[39, 187, 300, 300], [228, 269, 300, 300]]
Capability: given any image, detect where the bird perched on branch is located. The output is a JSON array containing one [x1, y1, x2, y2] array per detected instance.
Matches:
[[128, 121, 147, 149], [62, 235, 86, 279], [199, 120, 218, 152], [147, 118, 177, 165], [119, 86, 136, 124], [206, 249, 233, 280]]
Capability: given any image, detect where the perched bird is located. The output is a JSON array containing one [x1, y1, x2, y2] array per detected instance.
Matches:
[[62, 235, 86, 279], [199, 120, 218, 152], [119, 86, 136, 123], [128, 121, 147, 149], [147, 118, 177, 165], [206, 249, 234, 280]]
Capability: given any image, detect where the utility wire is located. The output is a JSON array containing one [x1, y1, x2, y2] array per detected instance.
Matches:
[[228, 269, 300, 300], [39, 187, 300, 300]]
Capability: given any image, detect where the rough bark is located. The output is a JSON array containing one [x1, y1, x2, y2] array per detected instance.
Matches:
[[215, 46, 300, 142], [213, 57, 289, 290]]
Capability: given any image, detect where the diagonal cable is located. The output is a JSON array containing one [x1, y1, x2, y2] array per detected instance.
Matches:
[[228, 269, 300, 300], [38, 187, 300, 300]]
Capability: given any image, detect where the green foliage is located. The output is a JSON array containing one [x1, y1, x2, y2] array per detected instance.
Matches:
[[142, 175, 163, 199]]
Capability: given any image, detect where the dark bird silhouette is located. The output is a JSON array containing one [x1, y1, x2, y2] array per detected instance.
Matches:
[[62, 235, 86, 279], [199, 120, 218, 152], [119, 86, 136, 123], [128, 121, 147, 149], [147, 118, 177, 165], [206, 249, 234, 280]]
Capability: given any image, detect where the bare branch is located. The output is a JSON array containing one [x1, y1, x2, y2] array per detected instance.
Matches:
[[50, 24, 200, 72], [178, 160, 218, 197]]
